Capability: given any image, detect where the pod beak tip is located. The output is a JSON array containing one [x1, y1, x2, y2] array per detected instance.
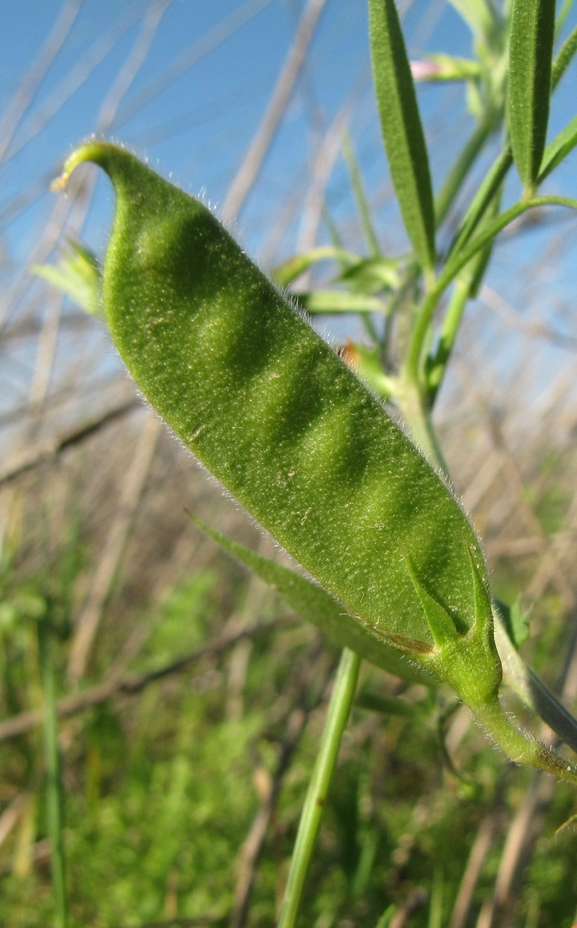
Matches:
[[50, 172, 69, 193]]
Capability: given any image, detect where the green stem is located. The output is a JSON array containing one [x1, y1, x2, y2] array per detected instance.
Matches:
[[448, 145, 513, 257], [38, 619, 68, 928], [552, 23, 577, 89], [424, 277, 470, 403], [426, 186, 502, 403], [471, 694, 577, 787], [435, 117, 496, 228], [277, 648, 361, 928], [492, 617, 577, 755], [397, 380, 449, 471], [404, 194, 577, 388], [402, 284, 442, 389]]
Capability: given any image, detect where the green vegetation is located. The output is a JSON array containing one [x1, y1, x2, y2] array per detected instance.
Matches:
[[2, 0, 577, 925]]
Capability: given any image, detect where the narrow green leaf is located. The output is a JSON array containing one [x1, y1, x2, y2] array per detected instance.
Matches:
[[337, 257, 400, 293], [31, 239, 103, 317], [356, 690, 420, 716], [273, 246, 358, 288], [451, 20, 576, 254], [538, 113, 577, 181], [369, 0, 436, 271], [342, 131, 381, 257], [294, 290, 387, 314], [552, 23, 577, 88], [190, 514, 434, 686], [342, 340, 397, 400], [375, 906, 396, 928], [508, 0, 556, 192]]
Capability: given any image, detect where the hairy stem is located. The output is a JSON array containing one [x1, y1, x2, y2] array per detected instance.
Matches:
[[472, 695, 577, 787]]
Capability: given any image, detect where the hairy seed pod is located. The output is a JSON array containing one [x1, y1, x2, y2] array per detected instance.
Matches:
[[53, 141, 577, 785], [55, 141, 502, 704]]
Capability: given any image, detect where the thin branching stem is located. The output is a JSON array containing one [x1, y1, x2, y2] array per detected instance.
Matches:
[[404, 195, 577, 390]]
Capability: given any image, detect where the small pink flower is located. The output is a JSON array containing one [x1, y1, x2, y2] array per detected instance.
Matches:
[[410, 60, 441, 81]]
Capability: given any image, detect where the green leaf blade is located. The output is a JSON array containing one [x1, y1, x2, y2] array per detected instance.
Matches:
[[294, 290, 387, 314], [31, 239, 103, 318], [190, 515, 435, 686], [342, 131, 381, 257], [369, 0, 436, 271], [538, 113, 577, 181], [273, 247, 358, 288], [552, 22, 577, 89], [508, 0, 556, 192]]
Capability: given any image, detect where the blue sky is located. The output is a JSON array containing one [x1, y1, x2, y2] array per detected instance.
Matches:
[[1, 0, 577, 432], [0, 0, 490, 258], [2, 1, 575, 258]]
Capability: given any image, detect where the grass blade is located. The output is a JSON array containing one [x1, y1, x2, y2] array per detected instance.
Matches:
[[369, 0, 436, 271], [508, 0, 556, 193], [38, 618, 68, 928]]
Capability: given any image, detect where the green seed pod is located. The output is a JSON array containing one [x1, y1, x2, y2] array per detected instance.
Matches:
[[53, 141, 577, 786], [55, 140, 499, 705]]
